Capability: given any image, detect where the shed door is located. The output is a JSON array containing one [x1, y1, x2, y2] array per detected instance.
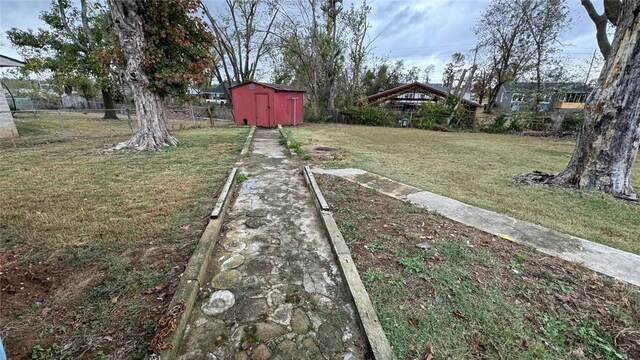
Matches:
[[255, 93, 270, 127]]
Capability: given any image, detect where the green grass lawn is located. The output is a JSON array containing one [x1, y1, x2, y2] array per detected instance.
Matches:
[[0, 118, 248, 358], [293, 124, 640, 254]]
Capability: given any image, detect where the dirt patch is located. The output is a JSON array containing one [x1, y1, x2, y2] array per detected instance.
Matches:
[[0, 244, 190, 359], [318, 175, 640, 359], [302, 144, 348, 161], [0, 246, 69, 316]]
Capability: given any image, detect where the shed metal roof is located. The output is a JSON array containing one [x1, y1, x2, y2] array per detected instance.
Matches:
[[231, 81, 306, 93]]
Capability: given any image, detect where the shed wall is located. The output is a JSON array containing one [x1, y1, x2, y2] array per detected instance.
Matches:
[[232, 83, 304, 128]]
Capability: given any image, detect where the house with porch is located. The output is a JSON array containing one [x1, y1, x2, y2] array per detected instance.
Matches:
[[367, 82, 482, 113], [494, 82, 592, 112]]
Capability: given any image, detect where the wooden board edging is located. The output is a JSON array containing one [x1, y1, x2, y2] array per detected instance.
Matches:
[[239, 126, 256, 157], [211, 168, 238, 218], [303, 166, 394, 359]]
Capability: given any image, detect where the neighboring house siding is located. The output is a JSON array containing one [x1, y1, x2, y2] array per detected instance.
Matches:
[[495, 85, 512, 109], [0, 92, 19, 138], [494, 83, 590, 112]]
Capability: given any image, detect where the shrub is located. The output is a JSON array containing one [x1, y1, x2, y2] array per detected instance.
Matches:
[[561, 112, 584, 133], [488, 114, 508, 133], [418, 117, 437, 130], [342, 106, 395, 126], [415, 101, 451, 130], [304, 111, 334, 123]]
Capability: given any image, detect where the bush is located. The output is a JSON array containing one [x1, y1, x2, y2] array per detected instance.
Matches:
[[488, 114, 508, 133], [507, 117, 523, 132], [418, 117, 438, 130], [304, 112, 334, 123], [415, 101, 452, 130], [342, 106, 395, 126], [561, 112, 584, 133]]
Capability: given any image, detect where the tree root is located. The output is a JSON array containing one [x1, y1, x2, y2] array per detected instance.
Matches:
[[513, 170, 560, 185], [103, 133, 178, 151], [514, 170, 638, 202]]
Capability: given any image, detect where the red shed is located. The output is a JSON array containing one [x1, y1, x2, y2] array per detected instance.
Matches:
[[231, 82, 305, 128]]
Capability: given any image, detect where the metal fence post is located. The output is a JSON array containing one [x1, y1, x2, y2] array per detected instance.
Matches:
[[190, 105, 196, 127], [126, 108, 134, 134], [57, 109, 66, 139]]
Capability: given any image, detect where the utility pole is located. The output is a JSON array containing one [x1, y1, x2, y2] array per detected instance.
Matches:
[[584, 49, 597, 86]]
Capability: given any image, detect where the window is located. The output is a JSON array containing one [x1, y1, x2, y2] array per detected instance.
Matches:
[[511, 93, 524, 102], [564, 92, 588, 103]]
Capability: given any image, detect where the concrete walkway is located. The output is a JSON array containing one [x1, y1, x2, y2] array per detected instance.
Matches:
[[176, 130, 368, 359], [312, 168, 640, 287]]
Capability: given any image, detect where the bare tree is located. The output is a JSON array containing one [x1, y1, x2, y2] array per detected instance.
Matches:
[[273, 0, 358, 115], [201, 0, 278, 101], [519, 0, 640, 200], [341, 1, 374, 106], [475, 0, 535, 113], [272, 0, 324, 114], [321, 0, 344, 112], [441, 53, 465, 91], [520, 0, 570, 109]]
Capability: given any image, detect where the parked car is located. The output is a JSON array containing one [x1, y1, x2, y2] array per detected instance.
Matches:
[[205, 98, 227, 105]]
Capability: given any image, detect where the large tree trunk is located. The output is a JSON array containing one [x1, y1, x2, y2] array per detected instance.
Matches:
[[520, 1, 640, 200], [107, 0, 177, 150], [101, 87, 119, 120], [484, 81, 504, 113]]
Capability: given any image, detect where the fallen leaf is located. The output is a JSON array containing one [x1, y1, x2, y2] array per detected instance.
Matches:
[[424, 345, 434, 360], [555, 293, 572, 303], [572, 348, 585, 357], [452, 309, 466, 319], [597, 307, 607, 316], [182, 224, 190, 231], [111, 296, 119, 304]]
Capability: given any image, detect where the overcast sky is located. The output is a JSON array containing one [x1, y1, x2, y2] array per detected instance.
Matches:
[[0, 0, 603, 82]]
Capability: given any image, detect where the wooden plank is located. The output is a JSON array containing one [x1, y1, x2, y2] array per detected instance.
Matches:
[[240, 126, 256, 156], [320, 211, 393, 360], [211, 167, 238, 218], [305, 167, 392, 359], [304, 165, 329, 210]]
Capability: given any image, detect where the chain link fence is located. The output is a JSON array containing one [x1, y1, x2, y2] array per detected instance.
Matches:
[[0, 102, 235, 148]]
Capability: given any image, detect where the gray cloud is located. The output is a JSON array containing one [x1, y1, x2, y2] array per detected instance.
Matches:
[[0, 0, 602, 82]]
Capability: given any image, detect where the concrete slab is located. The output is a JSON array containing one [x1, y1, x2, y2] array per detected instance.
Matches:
[[313, 167, 640, 287]]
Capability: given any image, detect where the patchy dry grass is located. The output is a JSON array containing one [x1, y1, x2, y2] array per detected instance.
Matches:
[[293, 124, 640, 254], [319, 175, 640, 360], [0, 121, 248, 358]]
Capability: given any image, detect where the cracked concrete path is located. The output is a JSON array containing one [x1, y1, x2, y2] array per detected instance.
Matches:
[[176, 129, 369, 360], [312, 167, 640, 287]]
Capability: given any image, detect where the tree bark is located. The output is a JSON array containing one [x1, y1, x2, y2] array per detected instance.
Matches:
[[107, 0, 177, 150], [101, 86, 119, 120], [525, 1, 640, 200]]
